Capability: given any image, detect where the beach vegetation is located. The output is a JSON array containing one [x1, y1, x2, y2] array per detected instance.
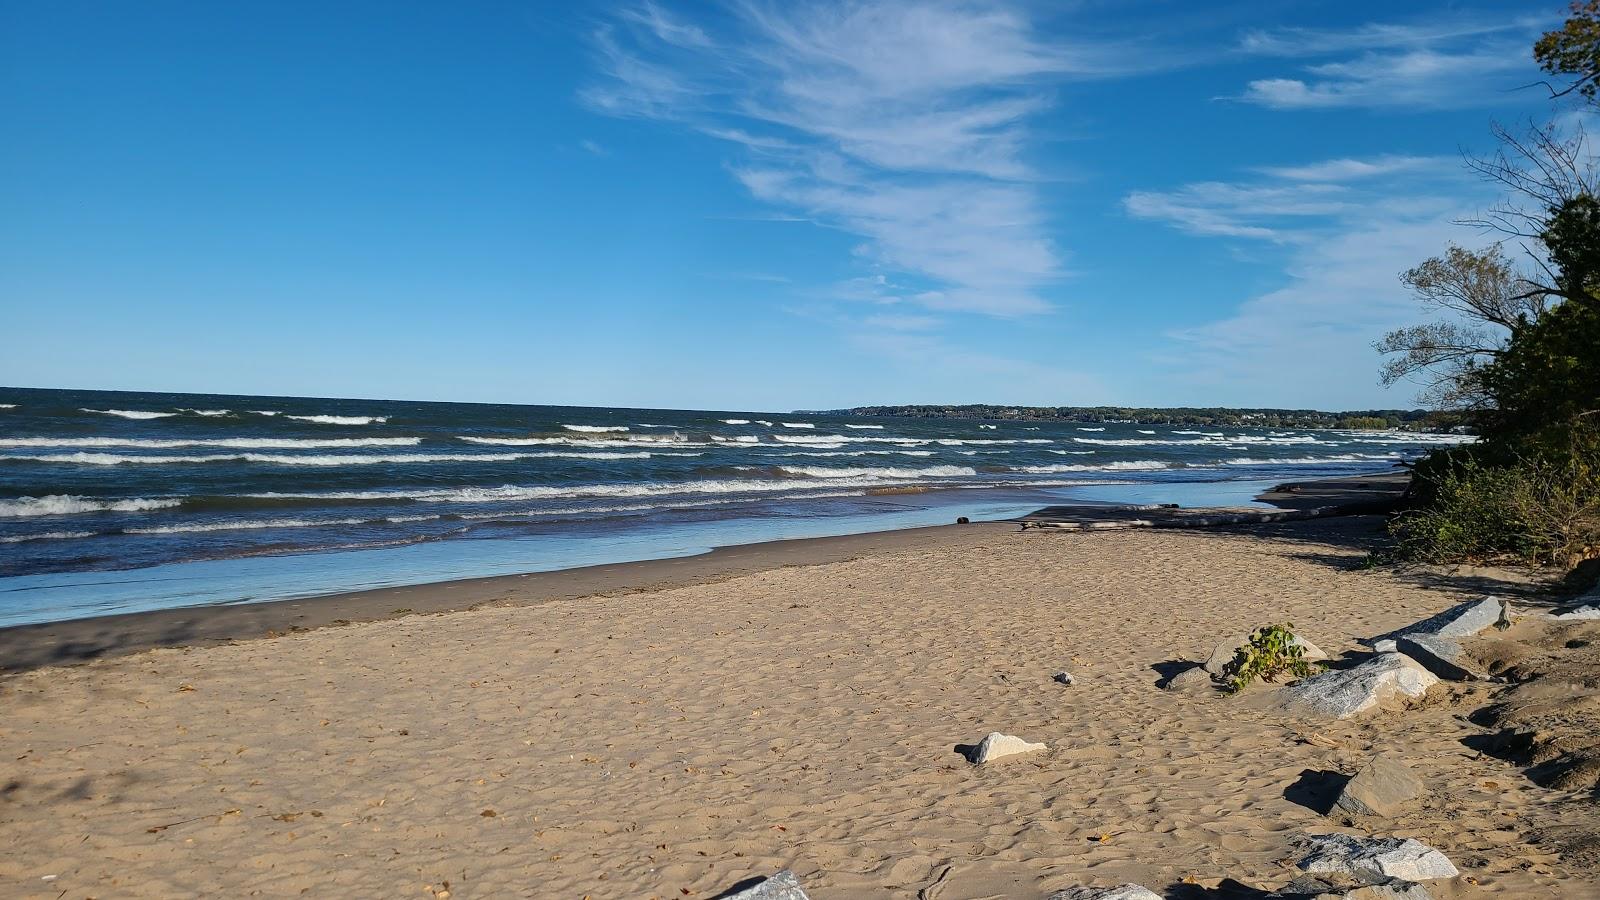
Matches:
[[1221, 624, 1322, 693], [1380, 3, 1600, 571]]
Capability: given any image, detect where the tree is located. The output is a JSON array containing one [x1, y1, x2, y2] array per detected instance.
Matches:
[[1376, 244, 1540, 409], [1535, 1, 1600, 101]]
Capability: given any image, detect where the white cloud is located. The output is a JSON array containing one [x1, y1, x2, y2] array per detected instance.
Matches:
[[581, 1, 1123, 317], [1231, 14, 1547, 110], [1254, 154, 1449, 181], [1128, 156, 1498, 405], [1124, 181, 1352, 241]]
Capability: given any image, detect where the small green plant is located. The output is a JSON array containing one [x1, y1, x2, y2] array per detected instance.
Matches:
[[1223, 624, 1321, 693]]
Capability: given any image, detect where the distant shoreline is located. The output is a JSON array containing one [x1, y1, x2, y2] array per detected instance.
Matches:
[[0, 472, 1409, 673]]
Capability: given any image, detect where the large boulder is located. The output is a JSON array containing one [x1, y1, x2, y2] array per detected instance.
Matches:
[[1047, 885, 1162, 900], [1278, 654, 1438, 720], [1394, 634, 1484, 682], [717, 870, 809, 900], [1296, 833, 1459, 883], [970, 732, 1047, 764], [1332, 754, 1424, 818], [1380, 597, 1510, 643], [1204, 631, 1328, 677]]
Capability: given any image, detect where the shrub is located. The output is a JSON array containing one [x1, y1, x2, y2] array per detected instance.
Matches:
[[1222, 624, 1321, 693], [1390, 443, 1600, 568]]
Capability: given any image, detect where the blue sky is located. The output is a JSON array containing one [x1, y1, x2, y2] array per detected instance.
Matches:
[[0, 1, 1566, 411]]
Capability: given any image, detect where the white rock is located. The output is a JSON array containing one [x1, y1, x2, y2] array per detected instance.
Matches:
[[971, 731, 1047, 764], [1384, 597, 1510, 641], [1371, 639, 1398, 653], [720, 870, 810, 900], [1297, 833, 1459, 883], [1553, 604, 1600, 620], [1278, 654, 1438, 720], [1047, 884, 1163, 900]]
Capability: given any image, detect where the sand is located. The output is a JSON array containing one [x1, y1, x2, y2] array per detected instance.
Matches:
[[2, 517, 1596, 898]]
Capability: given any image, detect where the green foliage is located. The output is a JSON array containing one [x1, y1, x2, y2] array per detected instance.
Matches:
[[1222, 624, 1321, 693], [1390, 440, 1600, 567], [1535, 2, 1600, 102]]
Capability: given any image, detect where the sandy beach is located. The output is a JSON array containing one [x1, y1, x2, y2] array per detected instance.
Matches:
[[3, 514, 1596, 898]]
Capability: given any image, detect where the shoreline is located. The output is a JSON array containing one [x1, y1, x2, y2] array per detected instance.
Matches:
[[0, 472, 1410, 673]]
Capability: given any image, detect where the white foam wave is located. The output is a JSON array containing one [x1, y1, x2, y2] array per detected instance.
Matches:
[[781, 422, 815, 428], [562, 424, 629, 433], [285, 414, 388, 425], [460, 434, 705, 448], [250, 472, 980, 505], [721, 419, 751, 425], [978, 424, 997, 430], [0, 437, 422, 449], [250, 410, 282, 416], [1174, 430, 1223, 437], [0, 495, 182, 517], [844, 424, 884, 429], [777, 450, 935, 458], [1016, 461, 1170, 474], [0, 403, 16, 409], [769, 465, 976, 479], [125, 514, 450, 535], [1223, 454, 1390, 466], [1, 450, 676, 466], [0, 530, 96, 543], [178, 408, 232, 417], [81, 408, 174, 419], [1077, 427, 1105, 432], [1137, 429, 1156, 434]]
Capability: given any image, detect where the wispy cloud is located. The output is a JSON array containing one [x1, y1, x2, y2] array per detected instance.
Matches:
[[1230, 14, 1547, 110], [581, 1, 1145, 317], [1254, 154, 1450, 181], [1127, 155, 1493, 404]]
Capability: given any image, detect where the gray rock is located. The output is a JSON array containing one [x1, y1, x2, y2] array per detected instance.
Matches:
[[1204, 631, 1328, 677], [1383, 597, 1511, 642], [1394, 634, 1484, 682], [1552, 604, 1600, 620], [971, 731, 1046, 764], [1164, 665, 1216, 693], [1297, 833, 1459, 883], [1054, 671, 1076, 685], [1278, 654, 1438, 720], [1332, 753, 1424, 818], [720, 870, 810, 900], [1371, 639, 1398, 653], [1047, 885, 1163, 900]]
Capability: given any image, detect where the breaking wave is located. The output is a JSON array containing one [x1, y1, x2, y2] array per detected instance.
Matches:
[[0, 495, 183, 518], [284, 414, 389, 425], [0, 437, 422, 449], [80, 408, 174, 419]]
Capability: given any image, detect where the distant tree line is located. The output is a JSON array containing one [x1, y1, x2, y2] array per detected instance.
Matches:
[[846, 405, 1442, 431]]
